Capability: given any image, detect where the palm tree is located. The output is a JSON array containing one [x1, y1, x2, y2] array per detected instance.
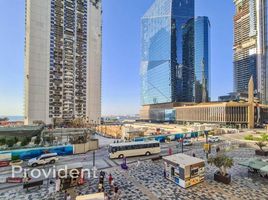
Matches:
[[208, 154, 234, 176]]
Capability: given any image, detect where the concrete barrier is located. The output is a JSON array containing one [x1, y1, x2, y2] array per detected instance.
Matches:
[[73, 139, 99, 154]]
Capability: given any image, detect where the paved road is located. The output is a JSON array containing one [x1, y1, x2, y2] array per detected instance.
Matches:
[[2, 138, 267, 200], [0, 135, 224, 192]]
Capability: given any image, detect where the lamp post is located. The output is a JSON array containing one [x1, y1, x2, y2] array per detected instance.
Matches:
[[93, 150, 95, 167], [90, 119, 97, 178], [205, 131, 209, 159], [179, 135, 185, 153], [92, 150, 97, 178]]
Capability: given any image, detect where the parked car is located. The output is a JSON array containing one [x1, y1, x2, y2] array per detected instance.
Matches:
[[208, 136, 220, 143], [183, 140, 193, 146], [28, 153, 58, 167]]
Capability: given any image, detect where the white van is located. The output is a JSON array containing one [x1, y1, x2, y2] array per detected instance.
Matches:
[[208, 136, 220, 143], [28, 153, 58, 167]]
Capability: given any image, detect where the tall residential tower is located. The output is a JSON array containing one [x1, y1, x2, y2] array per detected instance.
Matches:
[[233, 0, 268, 104], [24, 0, 102, 125]]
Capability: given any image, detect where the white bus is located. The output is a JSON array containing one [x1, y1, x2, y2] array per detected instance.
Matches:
[[108, 141, 161, 159]]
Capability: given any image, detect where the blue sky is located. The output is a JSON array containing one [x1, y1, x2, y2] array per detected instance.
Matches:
[[0, 0, 234, 116]]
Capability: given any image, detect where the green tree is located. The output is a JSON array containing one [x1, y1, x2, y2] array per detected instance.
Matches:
[[0, 138, 6, 145], [21, 137, 31, 146], [34, 135, 41, 145], [6, 138, 15, 148], [208, 154, 234, 176], [14, 137, 19, 144]]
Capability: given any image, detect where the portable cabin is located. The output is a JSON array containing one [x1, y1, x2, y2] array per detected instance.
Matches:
[[163, 154, 205, 188]]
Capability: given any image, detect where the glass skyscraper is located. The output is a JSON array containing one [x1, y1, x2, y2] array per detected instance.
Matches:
[[141, 0, 195, 105], [194, 16, 211, 103]]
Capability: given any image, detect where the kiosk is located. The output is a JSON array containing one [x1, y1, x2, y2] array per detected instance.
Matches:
[[163, 154, 205, 188], [57, 163, 84, 190]]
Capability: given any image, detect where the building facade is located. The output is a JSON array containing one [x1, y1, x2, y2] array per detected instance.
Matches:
[[194, 16, 210, 103], [140, 0, 195, 105], [140, 101, 268, 127], [233, 0, 268, 104], [24, 0, 102, 125], [140, 76, 268, 127], [176, 102, 249, 126], [175, 102, 268, 127]]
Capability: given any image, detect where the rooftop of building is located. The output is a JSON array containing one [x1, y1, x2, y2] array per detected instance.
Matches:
[[0, 125, 44, 137], [163, 153, 205, 166]]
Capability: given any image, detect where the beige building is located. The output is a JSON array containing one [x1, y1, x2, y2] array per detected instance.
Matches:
[[140, 102, 268, 128], [176, 102, 249, 125], [24, 0, 102, 125]]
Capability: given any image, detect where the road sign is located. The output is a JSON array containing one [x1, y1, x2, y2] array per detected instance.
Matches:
[[203, 144, 211, 152]]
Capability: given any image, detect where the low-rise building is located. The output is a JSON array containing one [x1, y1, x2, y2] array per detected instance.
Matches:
[[140, 101, 268, 128], [218, 92, 248, 102]]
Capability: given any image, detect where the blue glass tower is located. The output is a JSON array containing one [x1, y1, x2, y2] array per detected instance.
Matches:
[[141, 0, 195, 105], [194, 16, 211, 103]]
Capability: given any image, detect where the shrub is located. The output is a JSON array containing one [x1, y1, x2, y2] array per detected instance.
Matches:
[[244, 135, 253, 140], [0, 138, 6, 145], [261, 133, 268, 141], [14, 137, 19, 144], [21, 137, 31, 146], [11, 155, 20, 161], [6, 138, 16, 147]]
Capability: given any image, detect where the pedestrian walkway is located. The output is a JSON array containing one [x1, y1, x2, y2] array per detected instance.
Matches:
[[1, 146, 268, 199], [122, 171, 158, 200]]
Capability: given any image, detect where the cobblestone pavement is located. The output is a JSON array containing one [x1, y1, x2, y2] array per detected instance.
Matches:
[[1, 147, 268, 200]]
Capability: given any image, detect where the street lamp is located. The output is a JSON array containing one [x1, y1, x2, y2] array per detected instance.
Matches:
[[204, 131, 209, 159], [92, 150, 97, 179]]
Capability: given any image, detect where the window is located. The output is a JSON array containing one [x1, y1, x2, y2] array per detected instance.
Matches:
[[171, 167, 175, 177], [191, 168, 198, 177], [112, 147, 117, 153]]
